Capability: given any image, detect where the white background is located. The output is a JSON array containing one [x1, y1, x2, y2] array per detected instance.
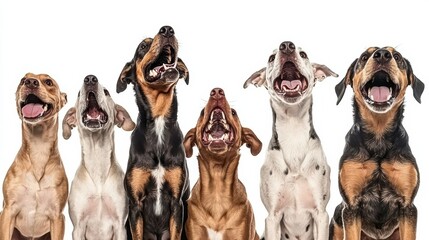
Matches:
[[1, 0, 428, 238]]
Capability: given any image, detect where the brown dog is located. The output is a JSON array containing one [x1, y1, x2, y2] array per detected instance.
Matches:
[[183, 88, 262, 240], [331, 47, 424, 240], [0, 73, 68, 240]]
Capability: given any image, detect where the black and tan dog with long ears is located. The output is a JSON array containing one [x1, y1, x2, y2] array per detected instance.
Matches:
[[331, 47, 424, 240], [117, 25, 190, 240]]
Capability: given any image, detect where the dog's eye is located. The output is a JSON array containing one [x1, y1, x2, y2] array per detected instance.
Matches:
[[200, 109, 204, 116], [139, 43, 147, 50], [393, 52, 402, 61], [360, 53, 369, 61], [77, 91, 80, 97], [300, 51, 308, 59], [20, 77, 26, 85], [103, 89, 110, 96], [268, 54, 275, 63], [45, 79, 53, 86], [231, 109, 237, 116], [285, 233, 289, 239]]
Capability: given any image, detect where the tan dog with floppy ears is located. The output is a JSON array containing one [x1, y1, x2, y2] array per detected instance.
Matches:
[[183, 88, 262, 240], [0, 73, 68, 240]]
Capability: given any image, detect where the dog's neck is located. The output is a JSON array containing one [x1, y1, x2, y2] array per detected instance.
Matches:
[[197, 152, 241, 197], [354, 99, 404, 138], [20, 116, 60, 181], [79, 126, 116, 184]]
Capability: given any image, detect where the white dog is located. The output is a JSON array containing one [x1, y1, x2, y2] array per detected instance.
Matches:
[[62, 75, 135, 240], [244, 41, 337, 240]]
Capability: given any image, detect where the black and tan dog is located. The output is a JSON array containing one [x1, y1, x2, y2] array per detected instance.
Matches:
[[331, 47, 424, 240], [117, 26, 190, 240]]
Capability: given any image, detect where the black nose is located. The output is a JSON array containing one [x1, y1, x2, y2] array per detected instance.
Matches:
[[24, 78, 39, 89], [373, 49, 392, 64], [84, 75, 98, 85], [279, 41, 295, 54], [159, 25, 175, 38], [210, 88, 225, 99]]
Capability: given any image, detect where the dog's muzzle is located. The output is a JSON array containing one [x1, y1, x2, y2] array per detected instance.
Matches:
[[361, 71, 399, 112], [274, 61, 308, 98], [20, 94, 53, 120], [82, 92, 108, 128], [202, 108, 234, 150]]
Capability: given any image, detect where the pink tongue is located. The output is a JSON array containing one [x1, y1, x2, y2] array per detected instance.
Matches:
[[22, 103, 44, 118], [88, 107, 100, 119], [281, 80, 302, 90], [370, 86, 390, 102]]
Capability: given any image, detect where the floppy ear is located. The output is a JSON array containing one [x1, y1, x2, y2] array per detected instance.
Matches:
[[115, 104, 136, 131], [183, 128, 196, 158], [62, 107, 77, 140], [243, 67, 267, 89], [116, 61, 135, 93], [60, 92, 68, 109], [177, 58, 189, 85], [312, 63, 339, 82], [241, 127, 262, 156], [404, 58, 425, 103], [335, 58, 358, 105]]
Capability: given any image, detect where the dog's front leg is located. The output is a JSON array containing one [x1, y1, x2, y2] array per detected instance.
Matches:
[[342, 206, 361, 240], [0, 208, 16, 240], [311, 210, 329, 240], [399, 205, 417, 240], [50, 213, 65, 240], [128, 204, 144, 240], [169, 199, 185, 240], [265, 212, 283, 240]]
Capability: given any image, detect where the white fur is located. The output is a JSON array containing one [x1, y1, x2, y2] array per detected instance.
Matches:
[[154, 116, 165, 145], [152, 164, 166, 215], [206, 228, 223, 240], [252, 43, 335, 240], [67, 82, 128, 240]]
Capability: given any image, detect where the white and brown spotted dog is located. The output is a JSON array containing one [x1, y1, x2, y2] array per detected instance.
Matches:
[[0, 73, 68, 240], [62, 75, 135, 240], [244, 41, 338, 240]]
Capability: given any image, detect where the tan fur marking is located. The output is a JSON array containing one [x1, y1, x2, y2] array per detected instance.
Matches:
[[340, 160, 377, 205], [381, 161, 418, 205], [169, 216, 180, 240], [133, 217, 144, 240], [344, 218, 361, 240], [129, 168, 151, 201], [399, 218, 416, 239], [332, 223, 344, 240], [164, 167, 183, 199]]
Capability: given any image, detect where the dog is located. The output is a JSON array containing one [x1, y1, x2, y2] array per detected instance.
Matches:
[[243, 41, 338, 240], [116, 25, 190, 240], [62, 75, 135, 240], [183, 87, 262, 240], [0, 73, 68, 240], [330, 47, 424, 240]]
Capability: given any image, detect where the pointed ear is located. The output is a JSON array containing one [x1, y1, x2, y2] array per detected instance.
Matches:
[[312, 63, 339, 82], [243, 67, 267, 89], [62, 107, 77, 140], [183, 128, 196, 158], [335, 58, 358, 105], [177, 58, 189, 85], [60, 92, 68, 108], [241, 127, 262, 156], [117, 61, 135, 93], [404, 58, 425, 103], [115, 104, 136, 131]]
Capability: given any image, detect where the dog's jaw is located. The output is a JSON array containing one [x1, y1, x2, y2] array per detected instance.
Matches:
[[201, 107, 235, 153], [19, 94, 54, 124], [267, 49, 314, 105], [78, 83, 112, 131]]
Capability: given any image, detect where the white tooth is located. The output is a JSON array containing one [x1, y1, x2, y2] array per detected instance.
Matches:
[[370, 93, 374, 101], [210, 111, 214, 120], [221, 111, 225, 120], [150, 70, 156, 77], [43, 104, 48, 111], [208, 135, 214, 141]]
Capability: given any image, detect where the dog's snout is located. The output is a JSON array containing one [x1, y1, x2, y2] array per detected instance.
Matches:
[[373, 49, 392, 63], [84, 75, 98, 85], [279, 41, 295, 54], [210, 88, 225, 99], [24, 78, 39, 89], [159, 25, 175, 38]]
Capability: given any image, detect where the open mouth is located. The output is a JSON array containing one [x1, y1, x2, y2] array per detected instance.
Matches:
[[20, 94, 53, 120], [274, 61, 308, 98], [145, 45, 177, 82], [82, 92, 108, 128], [361, 71, 399, 108], [202, 108, 235, 148]]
